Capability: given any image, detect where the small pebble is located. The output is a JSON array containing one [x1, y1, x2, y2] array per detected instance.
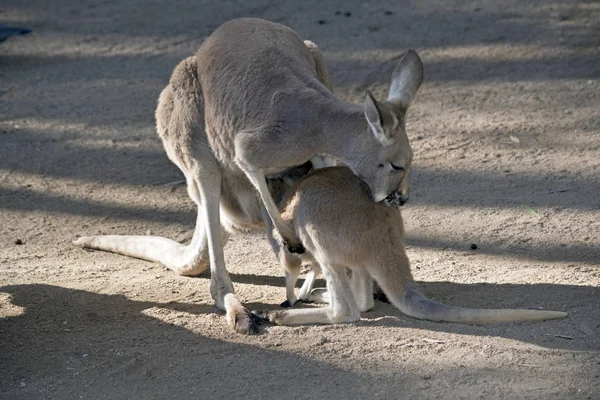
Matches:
[[15, 239, 23, 245], [470, 243, 478, 250], [344, 11, 352, 17], [317, 20, 326, 25], [384, 10, 394, 15]]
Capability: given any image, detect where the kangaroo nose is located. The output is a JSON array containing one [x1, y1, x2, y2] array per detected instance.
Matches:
[[398, 194, 409, 206]]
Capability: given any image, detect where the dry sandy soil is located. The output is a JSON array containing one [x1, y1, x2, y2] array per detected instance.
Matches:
[[1, 0, 599, 398]]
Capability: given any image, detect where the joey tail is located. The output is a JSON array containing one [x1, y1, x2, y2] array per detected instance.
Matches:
[[386, 282, 567, 325]]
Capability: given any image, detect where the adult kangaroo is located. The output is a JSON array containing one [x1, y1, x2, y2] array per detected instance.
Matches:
[[74, 18, 423, 334]]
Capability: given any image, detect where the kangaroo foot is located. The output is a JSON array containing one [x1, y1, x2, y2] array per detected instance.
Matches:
[[224, 294, 260, 335], [251, 309, 281, 324], [227, 306, 260, 334], [307, 288, 330, 304]]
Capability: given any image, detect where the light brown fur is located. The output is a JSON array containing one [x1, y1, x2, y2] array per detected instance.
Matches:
[[255, 167, 568, 326]]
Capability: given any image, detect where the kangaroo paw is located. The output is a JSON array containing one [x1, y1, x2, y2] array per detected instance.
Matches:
[[274, 227, 305, 254], [284, 240, 305, 254], [280, 299, 293, 308]]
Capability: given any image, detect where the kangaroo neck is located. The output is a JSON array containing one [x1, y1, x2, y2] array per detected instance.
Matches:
[[314, 96, 368, 160]]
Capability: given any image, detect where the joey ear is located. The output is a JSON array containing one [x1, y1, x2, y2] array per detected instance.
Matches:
[[364, 90, 393, 146], [388, 50, 424, 108]]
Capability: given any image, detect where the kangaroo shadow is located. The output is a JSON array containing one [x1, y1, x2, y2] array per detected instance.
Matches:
[[0, 283, 391, 400]]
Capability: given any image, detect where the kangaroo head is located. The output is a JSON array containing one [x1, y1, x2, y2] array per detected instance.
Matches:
[[353, 50, 423, 207]]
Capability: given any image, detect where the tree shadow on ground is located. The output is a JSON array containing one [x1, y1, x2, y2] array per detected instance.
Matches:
[[2, 0, 598, 128], [2, 175, 598, 265], [0, 186, 194, 226], [404, 233, 600, 264], [4, 283, 592, 398], [0, 284, 387, 399]]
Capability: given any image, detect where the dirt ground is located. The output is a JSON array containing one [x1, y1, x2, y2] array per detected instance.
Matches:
[[1, 0, 599, 398]]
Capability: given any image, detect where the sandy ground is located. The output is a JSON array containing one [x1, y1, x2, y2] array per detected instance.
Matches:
[[1, 0, 599, 398]]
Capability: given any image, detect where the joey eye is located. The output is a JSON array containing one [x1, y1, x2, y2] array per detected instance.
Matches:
[[390, 163, 405, 172]]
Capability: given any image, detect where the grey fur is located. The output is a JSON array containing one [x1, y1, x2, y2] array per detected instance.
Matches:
[[74, 18, 423, 334]]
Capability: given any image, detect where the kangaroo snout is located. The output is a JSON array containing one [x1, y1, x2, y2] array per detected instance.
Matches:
[[399, 192, 409, 206], [384, 191, 408, 207]]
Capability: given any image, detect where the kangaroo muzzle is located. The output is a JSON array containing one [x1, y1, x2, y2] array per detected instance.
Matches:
[[384, 191, 408, 207]]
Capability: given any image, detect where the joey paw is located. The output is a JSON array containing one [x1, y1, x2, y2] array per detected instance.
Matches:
[[284, 241, 305, 254], [280, 300, 293, 308]]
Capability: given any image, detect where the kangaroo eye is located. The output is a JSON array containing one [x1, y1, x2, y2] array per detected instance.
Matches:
[[390, 163, 405, 171]]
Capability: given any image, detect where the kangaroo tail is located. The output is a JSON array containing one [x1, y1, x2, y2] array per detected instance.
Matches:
[[387, 283, 567, 325], [73, 235, 207, 276]]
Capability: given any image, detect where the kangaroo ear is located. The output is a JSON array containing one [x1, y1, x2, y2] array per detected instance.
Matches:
[[364, 90, 393, 146], [388, 50, 424, 108]]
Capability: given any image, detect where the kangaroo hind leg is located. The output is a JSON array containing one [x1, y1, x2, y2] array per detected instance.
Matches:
[[191, 156, 258, 334], [350, 267, 375, 312], [253, 264, 360, 326]]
